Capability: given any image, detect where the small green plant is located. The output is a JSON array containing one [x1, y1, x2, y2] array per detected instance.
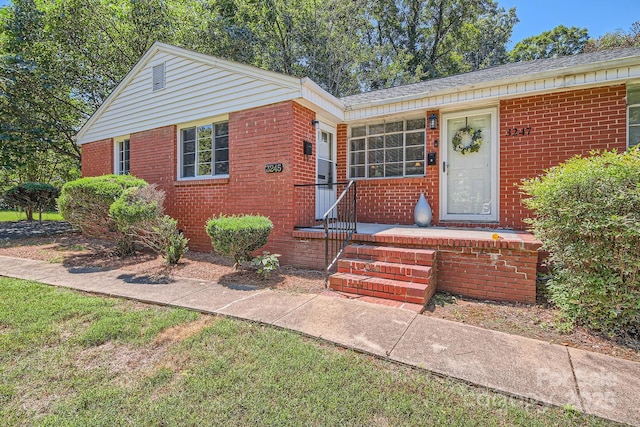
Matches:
[[4, 182, 60, 222], [251, 251, 281, 278], [522, 148, 640, 338], [205, 214, 273, 269]]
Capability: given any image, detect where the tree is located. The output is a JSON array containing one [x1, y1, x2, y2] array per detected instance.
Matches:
[[4, 182, 59, 222], [509, 25, 589, 62], [584, 21, 640, 52], [357, 0, 518, 90]]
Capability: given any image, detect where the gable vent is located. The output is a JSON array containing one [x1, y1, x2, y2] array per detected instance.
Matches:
[[152, 63, 165, 91]]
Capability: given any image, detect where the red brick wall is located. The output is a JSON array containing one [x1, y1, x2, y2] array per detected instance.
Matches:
[[81, 101, 317, 261], [500, 84, 627, 229], [292, 230, 539, 303], [336, 86, 627, 230], [81, 138, 113, 177]]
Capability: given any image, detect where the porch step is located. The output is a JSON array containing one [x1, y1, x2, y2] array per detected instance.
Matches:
[[337, 259, 433, 284], [329, 273, 433, 305], [329, 244, 437, 306], [344, 244, 436, 267]]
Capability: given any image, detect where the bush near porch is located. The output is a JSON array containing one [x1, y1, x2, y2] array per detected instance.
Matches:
[[522, 148, 640, 338]]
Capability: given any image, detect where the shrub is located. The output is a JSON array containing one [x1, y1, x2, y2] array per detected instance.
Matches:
[[58, 174, 147, 238], [149, 216, 189, 264], [522, 148, 640, 337], [251, 252, 281, 278], [4, 182, 60, 222], [110, 185, 188, 263], [205, 214, 273, 269]]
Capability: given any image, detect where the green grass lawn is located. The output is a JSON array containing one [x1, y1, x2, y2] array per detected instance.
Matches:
[[0, 210, 64, 222], [0, 278, 616, 426]]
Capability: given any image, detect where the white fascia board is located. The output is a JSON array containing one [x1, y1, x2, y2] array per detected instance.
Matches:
[[345, 55, 640, 112], [300, 78, 345, 122]]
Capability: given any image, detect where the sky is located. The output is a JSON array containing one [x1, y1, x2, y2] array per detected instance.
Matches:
[[0, 0, 638, 47], [498, 0, 639, 46]]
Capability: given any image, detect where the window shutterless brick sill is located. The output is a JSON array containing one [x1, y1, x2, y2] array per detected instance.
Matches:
[[174, 177, 229, 187]]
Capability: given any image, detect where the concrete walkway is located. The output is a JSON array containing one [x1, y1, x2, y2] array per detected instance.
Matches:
[[0, 255, 638, 426]]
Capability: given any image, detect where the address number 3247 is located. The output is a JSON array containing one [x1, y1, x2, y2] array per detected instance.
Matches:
[[506, 127, 532, 136]]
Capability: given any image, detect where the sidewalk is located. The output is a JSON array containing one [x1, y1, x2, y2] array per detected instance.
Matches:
[[0, 255, 638, 426]]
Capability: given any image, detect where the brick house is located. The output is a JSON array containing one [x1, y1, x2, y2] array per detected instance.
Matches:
[[77, 43, 640, 305]]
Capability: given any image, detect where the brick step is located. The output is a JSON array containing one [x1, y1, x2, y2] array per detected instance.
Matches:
[[344, 244, 436, 267], [329, 272, 436, 305], [337, 259, 433, 284]]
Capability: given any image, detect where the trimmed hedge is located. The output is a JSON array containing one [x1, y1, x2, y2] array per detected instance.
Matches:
[[522, 148, 640, 338], [205, 215, 273, 269], [110, 185, 188, 263], [58, 174, 147, 238]]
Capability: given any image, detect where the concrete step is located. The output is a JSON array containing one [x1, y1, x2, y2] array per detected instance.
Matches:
[[329, 272, 435, 305], [343, 244, 436, 267], [337, 258, 433, 285]]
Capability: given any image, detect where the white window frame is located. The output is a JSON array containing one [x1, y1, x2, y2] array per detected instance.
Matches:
[[177, 116, 230, 181], [628, 85, 640, 149], [347, 116, 427, 180], [114, 136, 130, 175]]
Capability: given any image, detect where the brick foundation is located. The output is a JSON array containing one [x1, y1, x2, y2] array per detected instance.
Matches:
[[293, 230, 540, 304]]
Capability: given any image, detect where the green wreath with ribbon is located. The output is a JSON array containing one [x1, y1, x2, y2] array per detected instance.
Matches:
[[452, 126, 483, 155]]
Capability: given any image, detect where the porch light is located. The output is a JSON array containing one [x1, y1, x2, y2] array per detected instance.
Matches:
[[429, 113, 438, 130]]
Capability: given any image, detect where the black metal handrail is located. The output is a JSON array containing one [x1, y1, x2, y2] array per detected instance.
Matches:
[[293, 181, 351, 229], [323, 180, 357, 285]]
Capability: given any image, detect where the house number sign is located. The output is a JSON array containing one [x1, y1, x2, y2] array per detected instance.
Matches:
[[506, 127, 532, 136], [265, 163, 284, 173]]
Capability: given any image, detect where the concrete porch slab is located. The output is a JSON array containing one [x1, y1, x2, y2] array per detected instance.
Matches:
[[569, 347, 640, 426], [274, 294, 417, 356], [389, 315, 582, 409]]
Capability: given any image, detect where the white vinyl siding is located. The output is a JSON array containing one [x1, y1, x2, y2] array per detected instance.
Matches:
[[180, 121, 229, 179], [115, 138, 130, 175], [628, 87, 640, 148], [78, 51, 301, 144], [348, 118, 426, 179]]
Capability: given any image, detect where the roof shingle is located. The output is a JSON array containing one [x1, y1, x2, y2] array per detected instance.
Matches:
[[339, 47, 640, 107]]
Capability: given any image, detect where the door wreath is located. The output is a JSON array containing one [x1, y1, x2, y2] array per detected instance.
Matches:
[[452, 126, 483, 155]]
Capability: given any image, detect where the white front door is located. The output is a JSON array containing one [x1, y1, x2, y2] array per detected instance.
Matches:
[[441, 108, 498, 222], [316, 126, 337, 219]]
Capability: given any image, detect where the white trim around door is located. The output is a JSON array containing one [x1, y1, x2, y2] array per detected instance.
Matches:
[[315, 123, 337, 219], [440, 107, 499, 222]]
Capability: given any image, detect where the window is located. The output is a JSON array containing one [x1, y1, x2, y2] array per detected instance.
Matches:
[[628, 86, 640, 148], [348, 118, 426, 178], [115, 138, 130, 175], [180, 121, 229, 178], [152, 63, 165, 91]]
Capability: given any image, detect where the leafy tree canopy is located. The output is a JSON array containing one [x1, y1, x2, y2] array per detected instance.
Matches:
[[584, 20, 640, 52], [509, 25, 589, 62]]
